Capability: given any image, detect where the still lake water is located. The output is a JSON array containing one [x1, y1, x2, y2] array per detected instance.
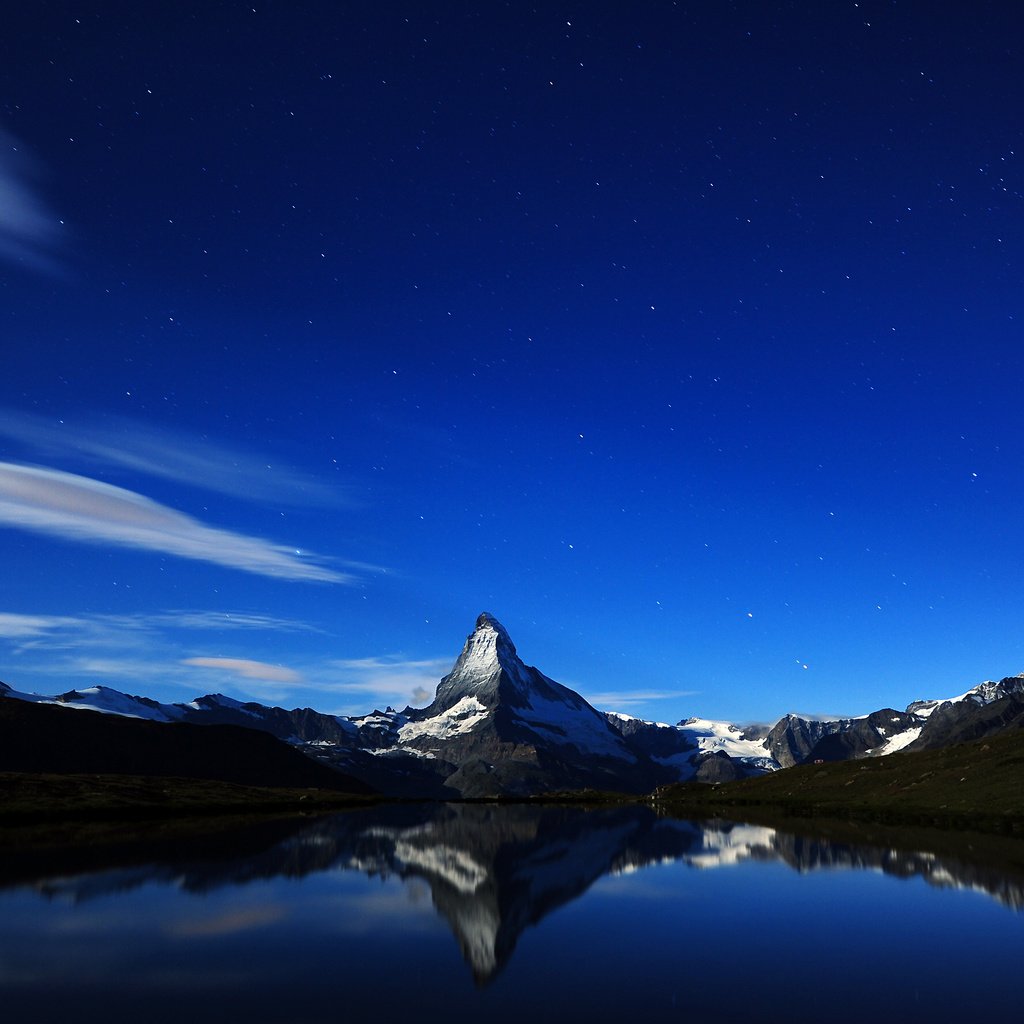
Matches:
[[2, 802, 1023, 1022]]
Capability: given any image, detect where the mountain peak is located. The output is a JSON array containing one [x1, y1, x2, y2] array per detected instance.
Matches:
[[473, 612, 516, 653], [421, 612, 524, 715], [458, 611, 519, 676]]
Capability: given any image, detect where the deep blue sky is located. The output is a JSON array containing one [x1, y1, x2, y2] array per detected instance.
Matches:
[[1, 1, 1022, 723]]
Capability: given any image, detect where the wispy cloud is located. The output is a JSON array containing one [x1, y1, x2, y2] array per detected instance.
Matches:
[[0, 607, 327, 701], [65, 656, 174, 681], [0, 461, 348, 582], [0, 612, 81, 639], [0, 609, 319, 655], [329, 656, 450, 707], [581, 688, 700, 712], [149, 610, 324, 633], [0, 612, 156, 656], [176, 654, 451, 711], [0, 409, 351, 507], [0, 605, 448, 714], [182, 657, 303, 683], [0, 129, 64, 274]]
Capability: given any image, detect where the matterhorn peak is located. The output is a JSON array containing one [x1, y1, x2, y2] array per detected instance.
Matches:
[[472, 612, 516, 654], [456, 612, 519, 678], [421, 612, 527, 715]]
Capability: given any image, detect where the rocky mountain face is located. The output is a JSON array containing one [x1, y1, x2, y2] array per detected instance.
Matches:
[[763, 674, 1024, 766], [765, 714, 845, 767], [908, 689, 1024, 751], [323, 613, 771, 796], [376, 612, 659, 795], [4, 615, 1024, 795], [767, 708, 923, 765]]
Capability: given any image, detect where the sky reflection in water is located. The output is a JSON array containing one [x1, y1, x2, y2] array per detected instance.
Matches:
[[1, 804, 1022, 1022]]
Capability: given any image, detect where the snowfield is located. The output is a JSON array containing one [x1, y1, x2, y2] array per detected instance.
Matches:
[[398, 695, 488, 743]]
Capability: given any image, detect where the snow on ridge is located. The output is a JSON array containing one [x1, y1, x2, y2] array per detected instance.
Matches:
[[1, 681, 169, 720], [367, 746, 437, 759], [605, 710, 672, 728], [353, 709, 406, 728], [905, 675, 1024, 718], [0, 682, 44, 704], [186, 693, 263, 718], [41, 686, 180, 722]]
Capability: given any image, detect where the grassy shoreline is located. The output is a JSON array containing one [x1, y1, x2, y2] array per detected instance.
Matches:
[[0, 771, 379, 824], [0, 772, 384, 880]]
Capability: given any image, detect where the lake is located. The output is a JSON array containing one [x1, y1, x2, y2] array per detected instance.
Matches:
[[2, 802, 1023, 1022]]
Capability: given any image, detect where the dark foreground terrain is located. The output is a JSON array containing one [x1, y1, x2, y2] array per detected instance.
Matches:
[[0, 697, 371, 793]]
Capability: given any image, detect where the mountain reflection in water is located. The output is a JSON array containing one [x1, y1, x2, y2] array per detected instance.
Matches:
[[5, 802, 1024, 986]]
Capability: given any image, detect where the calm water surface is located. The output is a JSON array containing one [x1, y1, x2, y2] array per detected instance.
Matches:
[[2, 803, 1022, 1022]]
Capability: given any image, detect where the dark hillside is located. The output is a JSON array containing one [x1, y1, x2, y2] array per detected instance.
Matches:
[[908, 693, 1024, 751], [0, 697, 372, 794], [653, 727, 1024, 833]]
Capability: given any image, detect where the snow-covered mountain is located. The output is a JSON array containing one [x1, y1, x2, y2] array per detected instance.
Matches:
[[0, 613, 770, 796], [329, 612, 722, 796], [602, 711, 775, 781], [4, 612, 1024, 795]]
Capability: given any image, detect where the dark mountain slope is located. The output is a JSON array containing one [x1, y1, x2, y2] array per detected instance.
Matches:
[[0, 697, 372, 793], [908, 693, 1024, 751], [654, 727, 1024, 832]]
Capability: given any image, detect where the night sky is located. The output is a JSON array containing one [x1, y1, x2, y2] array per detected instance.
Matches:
[[2, 1, 1022, 724]]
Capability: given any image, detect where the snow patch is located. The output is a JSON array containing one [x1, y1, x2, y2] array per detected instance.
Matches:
[[398, 695, 488, 742], [869, 726, 922, 756], [47, 686, 180, 722], [677, 717, 771, 761]]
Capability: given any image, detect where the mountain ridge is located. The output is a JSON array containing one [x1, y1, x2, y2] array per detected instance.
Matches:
[[3, 613, 1024, 796]]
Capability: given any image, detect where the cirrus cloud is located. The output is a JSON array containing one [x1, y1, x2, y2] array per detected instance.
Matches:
[[182, 657, 303, 683], [0, 461, 348, 582], [580, 688, 701, 711], [0, 408, 352, 507], [0, 612, 82, 638], [0, 129, 64, 274]]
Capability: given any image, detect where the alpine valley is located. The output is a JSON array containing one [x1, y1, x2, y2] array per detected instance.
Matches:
[[3, 612, 1024, 798]]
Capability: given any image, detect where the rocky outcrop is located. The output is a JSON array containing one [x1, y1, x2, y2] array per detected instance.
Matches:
[[765, 714, 846, 767]]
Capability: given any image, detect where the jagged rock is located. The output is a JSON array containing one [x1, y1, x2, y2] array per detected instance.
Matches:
[[908, 692, 1024, 751], [765, 714, 846, 767], [803, 709, 922, 763], [692, 749, 749, 783]]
